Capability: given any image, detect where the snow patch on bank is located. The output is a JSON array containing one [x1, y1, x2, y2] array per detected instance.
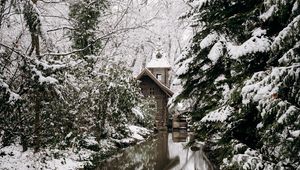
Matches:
[[0, 143, 93, 170], [0, 125, 152, 170], [128, 125, 151, 141]]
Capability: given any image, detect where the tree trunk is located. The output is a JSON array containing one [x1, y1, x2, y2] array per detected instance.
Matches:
[[33, 28, 41, 153], [34, 34, 40, 58], [28, 33, 40, 58], [0, 0, 8, 29], [96, 101, 107, 141], [95, 104, 102, 142], [34, 92, 41, 152]]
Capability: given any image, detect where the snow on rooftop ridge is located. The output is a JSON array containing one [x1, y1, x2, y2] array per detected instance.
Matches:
[[146, 49, 171, 68]]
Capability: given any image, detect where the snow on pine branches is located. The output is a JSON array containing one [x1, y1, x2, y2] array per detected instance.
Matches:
[[175, 0, 300, 169]]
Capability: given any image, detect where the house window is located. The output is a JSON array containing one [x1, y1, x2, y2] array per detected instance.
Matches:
[[150, 88, 155, 95], [149, 104, 156, 108], [156, 74, 162, 81]]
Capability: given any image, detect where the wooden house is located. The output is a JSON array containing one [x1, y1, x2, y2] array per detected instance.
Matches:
[[137, 50, 173, 129]]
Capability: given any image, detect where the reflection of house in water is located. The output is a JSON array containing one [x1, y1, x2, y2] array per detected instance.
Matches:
[[172, 130, 188, 142], [99, 132, 213, 170], [137, 49, 173, 129], [172, 113, 188, 132], [155, 132, 179, 169]]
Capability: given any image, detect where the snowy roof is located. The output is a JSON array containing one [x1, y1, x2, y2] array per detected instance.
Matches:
[[146, 50, 171, 68], [136, 68, 173, 97]]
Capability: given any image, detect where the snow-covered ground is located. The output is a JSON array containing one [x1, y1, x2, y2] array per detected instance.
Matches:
[[0, 144, 91, 170], [0, 125, 152, 170]]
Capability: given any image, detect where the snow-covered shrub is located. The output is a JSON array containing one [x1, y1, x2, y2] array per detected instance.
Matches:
[[0, 0, 147, 153], [132, 96, 156, 129], [66, 58, 142, 142]]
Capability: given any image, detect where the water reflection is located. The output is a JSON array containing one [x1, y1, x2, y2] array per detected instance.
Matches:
[[172, 131, 188, 142], [98, 131, 213, 170]]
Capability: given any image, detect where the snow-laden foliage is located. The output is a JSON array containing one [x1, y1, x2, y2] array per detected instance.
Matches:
[[69, 0, 107, 57], [133, 96, 157, 129], [0, 1, 155, 168], [68, 58, 144, 141], [176, 0, 300, 169]]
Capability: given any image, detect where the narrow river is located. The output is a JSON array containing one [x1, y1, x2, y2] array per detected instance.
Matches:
[[97, 131, 213, 170]]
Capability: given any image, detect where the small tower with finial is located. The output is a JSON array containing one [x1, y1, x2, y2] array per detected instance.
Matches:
[[146, 49, 171, 87], [136, 44, 173, 129]]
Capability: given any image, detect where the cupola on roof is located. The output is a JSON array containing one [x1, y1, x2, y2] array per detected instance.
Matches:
[[146, 49, 171, 68]]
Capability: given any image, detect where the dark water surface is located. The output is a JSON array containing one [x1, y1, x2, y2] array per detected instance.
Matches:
[[97, 131, 213, 170]]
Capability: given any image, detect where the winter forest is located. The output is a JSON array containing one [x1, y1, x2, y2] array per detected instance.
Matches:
[[0, 0, 299, 170]]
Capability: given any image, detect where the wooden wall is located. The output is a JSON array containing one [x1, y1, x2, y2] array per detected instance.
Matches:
[[139, 76, 169, 127], [148, 68, 170, 87]]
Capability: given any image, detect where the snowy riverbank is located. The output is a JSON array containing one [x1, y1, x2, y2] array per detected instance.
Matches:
[[0, 125, 152, 170]]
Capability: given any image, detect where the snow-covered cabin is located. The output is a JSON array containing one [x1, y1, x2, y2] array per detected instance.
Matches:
[[137, 50, 173, 129]]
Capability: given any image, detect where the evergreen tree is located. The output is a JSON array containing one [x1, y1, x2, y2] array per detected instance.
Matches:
[[69, 0, 107, 57], [176, 0, 300, 169]]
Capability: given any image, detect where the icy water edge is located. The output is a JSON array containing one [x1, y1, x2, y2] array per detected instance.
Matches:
[[97, 131, 213, 170]]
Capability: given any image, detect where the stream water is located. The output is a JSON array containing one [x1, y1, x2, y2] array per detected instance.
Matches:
[[97, 131, 213, 170]]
